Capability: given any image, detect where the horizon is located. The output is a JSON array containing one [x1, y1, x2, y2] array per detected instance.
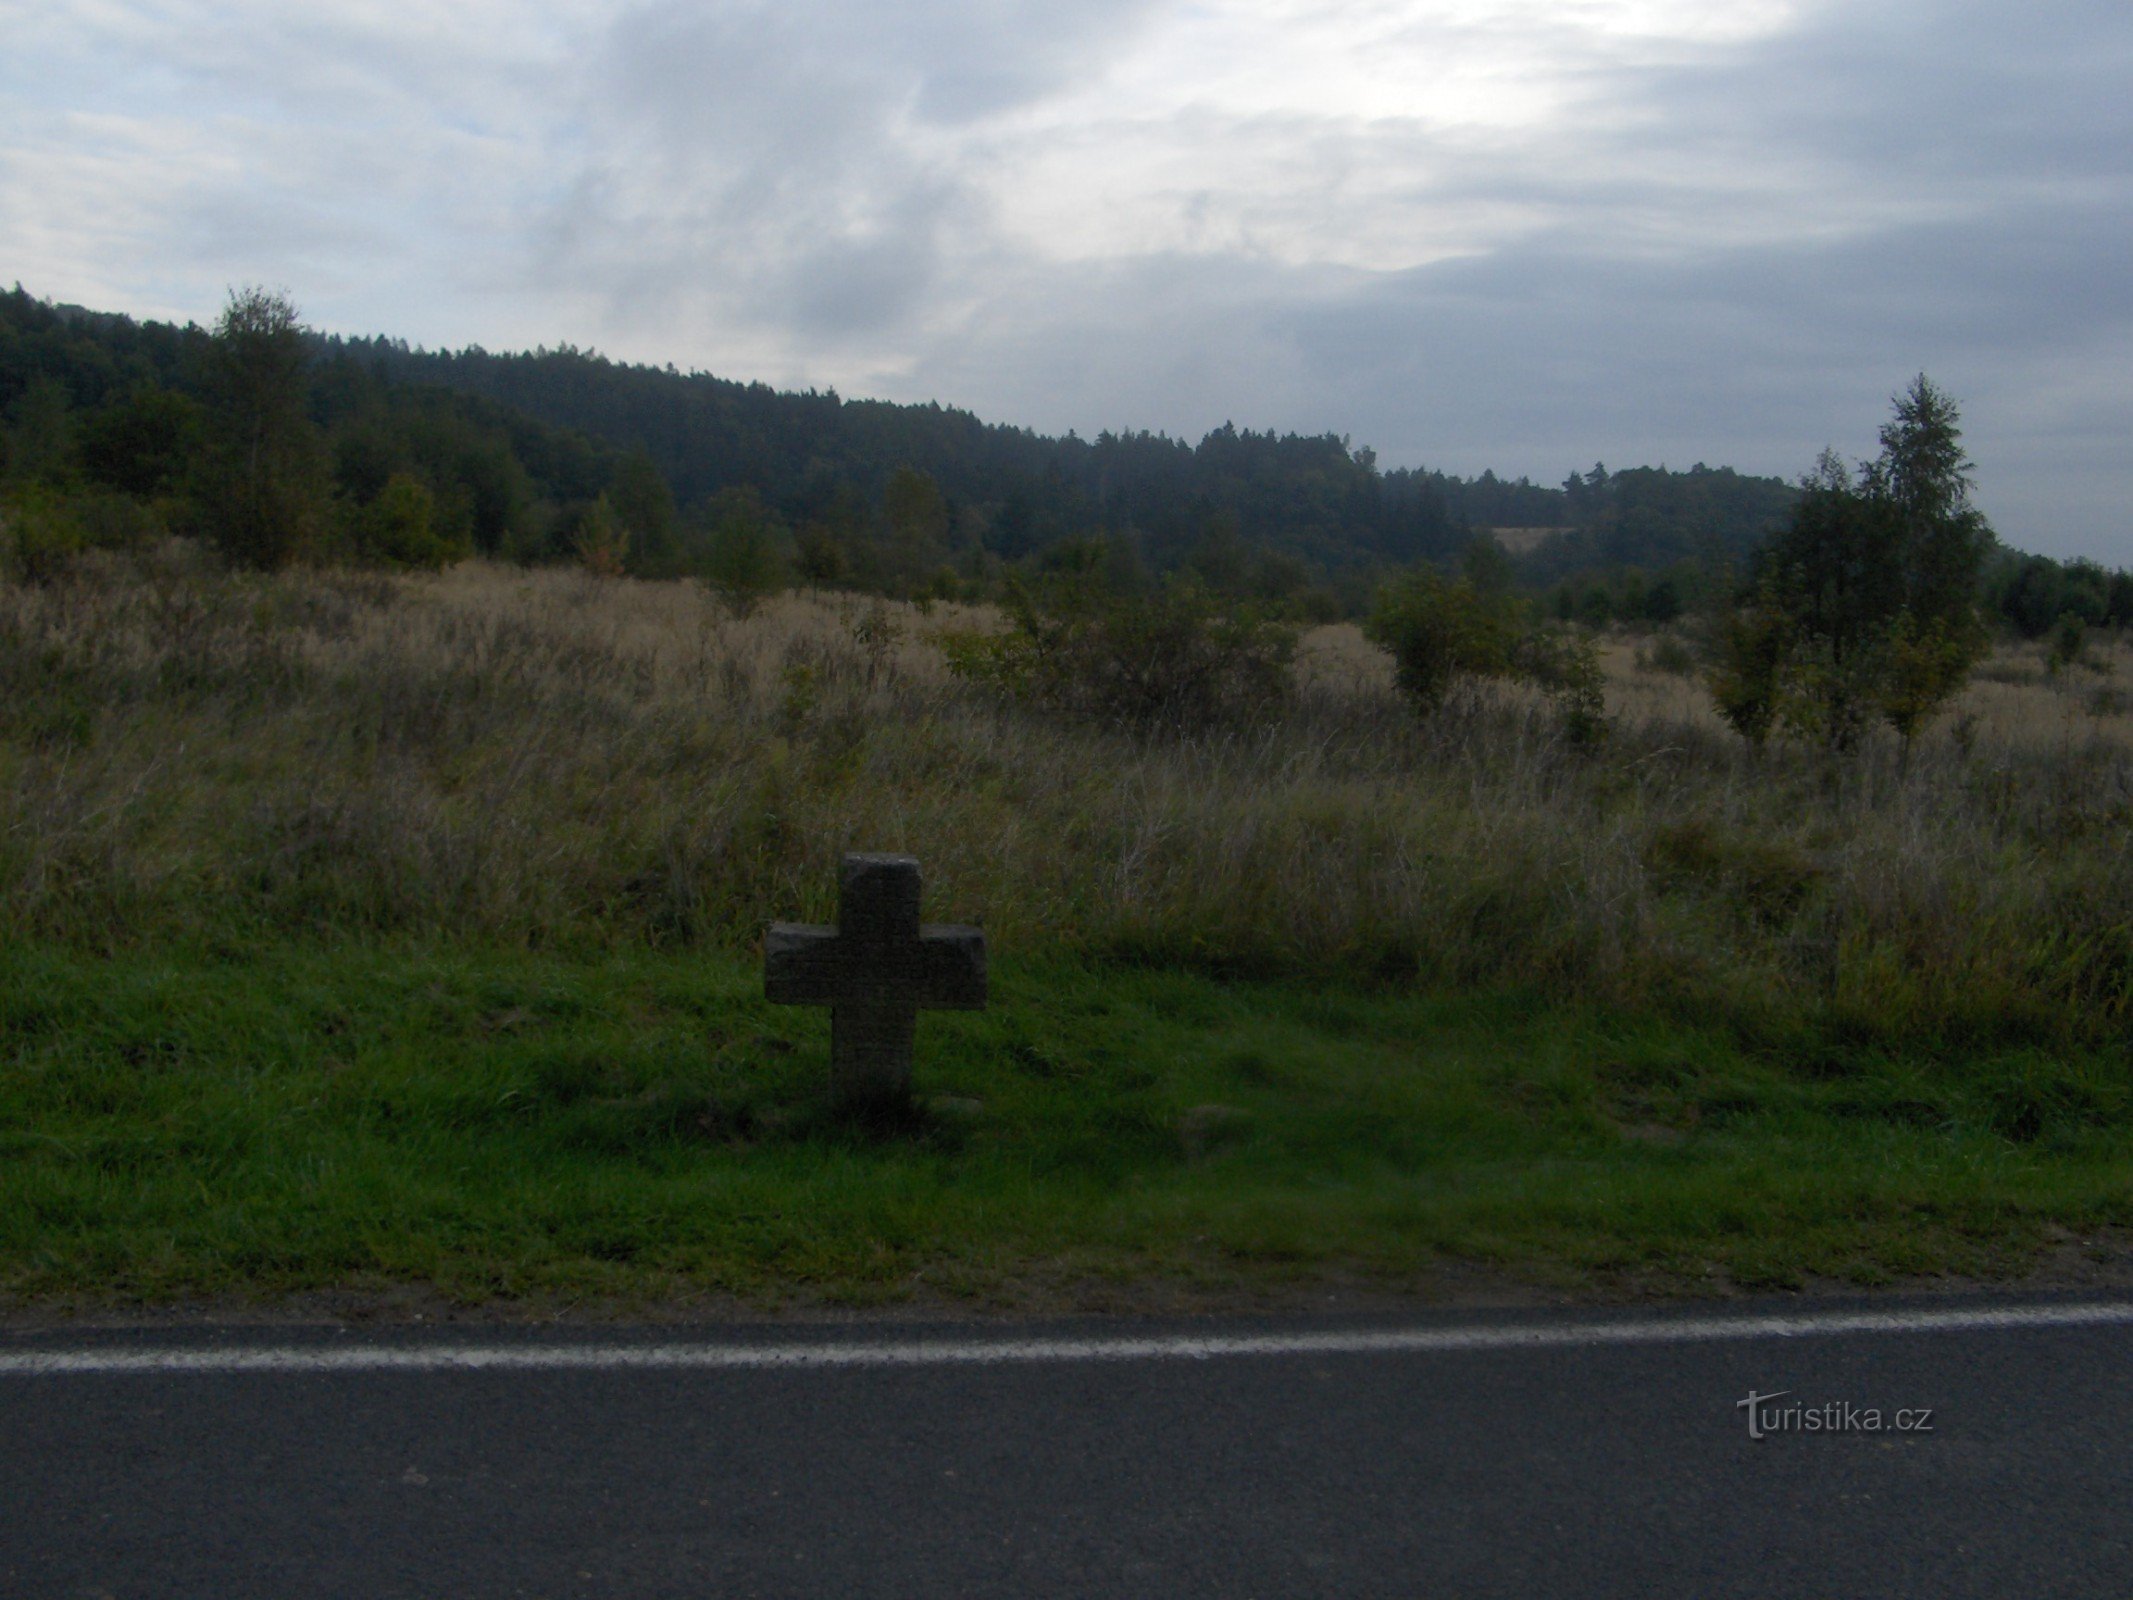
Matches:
[[6, 0, 2127, 561], [14, 279, 1993, 518]]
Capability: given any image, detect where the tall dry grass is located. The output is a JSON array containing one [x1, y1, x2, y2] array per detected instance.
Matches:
[[4, 546, 2130, 1047]]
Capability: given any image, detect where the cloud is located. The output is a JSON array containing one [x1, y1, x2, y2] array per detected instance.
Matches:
[[887, 174, 2133, 555], [1, 0, 2128, 555], [522, 0, 1164, 353]]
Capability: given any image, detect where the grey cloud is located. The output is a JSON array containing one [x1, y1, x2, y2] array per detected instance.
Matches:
[[343, 0, 2133, 557], [1597, 0, 2133, 199], [173, 184, 379, 273], [785, 185, 966, 337], [889, 183, 2133, 558], [20, 0, 2123, 556], [599, 0, 1155, 131], [887, 0, 1160, 122], [538, 0, 1162, 344], [865, 0, 2133, 557]]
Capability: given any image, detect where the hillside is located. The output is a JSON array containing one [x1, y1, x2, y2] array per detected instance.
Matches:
[[2, 285, 1798, 594]]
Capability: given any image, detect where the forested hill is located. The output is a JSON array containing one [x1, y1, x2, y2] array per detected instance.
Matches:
[[338, 336, 1474, 577], [2, 285, 1797, 591], [346, 336, 1799, 577]]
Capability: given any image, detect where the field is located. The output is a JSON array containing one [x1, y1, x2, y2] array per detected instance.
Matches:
[[3, 548, 2130, 1312]]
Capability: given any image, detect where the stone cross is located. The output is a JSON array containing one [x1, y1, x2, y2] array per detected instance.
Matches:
[[764, 853, 986, 1105]]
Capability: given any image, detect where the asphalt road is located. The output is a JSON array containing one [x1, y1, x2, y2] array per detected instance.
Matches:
[[2, 1295, 2129, 1598]]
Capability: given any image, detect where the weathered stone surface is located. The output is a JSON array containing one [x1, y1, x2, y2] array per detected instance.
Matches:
[[765, 853, 986, 1105]]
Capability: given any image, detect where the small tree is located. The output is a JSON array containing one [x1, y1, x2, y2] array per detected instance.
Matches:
[[1512, 625, 1608, 745], [1707, 583, 1790, 749], [357, 472, 466, 570], [609, 447, 680, 573], [2046, 612, 2089, 677], [0, 486, 87, 583], [198, 286, 331, 567], [943, 571, 1295, 732], [1363, 570, 1522, 713], [1716, 377, 1993, 751], [1880, 613, 1981, 743], [701, 486, 785, 616], [572, 495, 630, 577], [794, 522, 849, 589], [882, 466, 949, 587], [1367, 568, 1606, 738]]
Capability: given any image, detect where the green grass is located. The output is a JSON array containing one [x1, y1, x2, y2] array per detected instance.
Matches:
[[4, 556, 2132, 1309], [5, 936, 2128, 1308]]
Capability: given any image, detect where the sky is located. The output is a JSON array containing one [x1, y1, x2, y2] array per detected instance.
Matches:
[[3, 0, 2127, 558]]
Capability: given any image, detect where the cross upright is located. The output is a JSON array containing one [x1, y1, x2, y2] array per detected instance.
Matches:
[[764, 853, 987, 1106]]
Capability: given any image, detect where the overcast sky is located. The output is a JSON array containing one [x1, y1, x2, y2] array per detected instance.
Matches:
[[4, 0, 2127, 557]]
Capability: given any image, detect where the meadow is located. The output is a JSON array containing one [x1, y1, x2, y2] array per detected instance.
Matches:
[[2, 547, 2129, 1310]]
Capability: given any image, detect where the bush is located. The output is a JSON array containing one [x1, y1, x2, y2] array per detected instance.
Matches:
[[354, 473, 467, 571], [1512, 625, 1608, 744], [942, 574, 1296, 732], [700, 488, 786, 617], [2047, 612, 2090, 677], [1367, 570, 1606, 739], [0, 488, 88, 583], [71, 490, 165, 553], [1363, 571, 1522, 713], [571, 496, 630, 579], [1881, 615, 1985, 743], [1635, 633, 1697, 678]]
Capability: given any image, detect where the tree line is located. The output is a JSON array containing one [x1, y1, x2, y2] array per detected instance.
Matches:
[[5, 284, 1809, 603], [2, 287, 2127, 684]]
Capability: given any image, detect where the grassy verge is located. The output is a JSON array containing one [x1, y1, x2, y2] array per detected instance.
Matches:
[[6, 937, 2129, 1309], [5, 555, 2132, 1309]]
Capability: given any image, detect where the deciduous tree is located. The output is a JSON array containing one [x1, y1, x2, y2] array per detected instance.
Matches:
[[1717, 377, 1993, 751], [199, 287, 330, 567]]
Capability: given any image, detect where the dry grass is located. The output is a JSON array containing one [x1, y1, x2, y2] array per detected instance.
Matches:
[[4, 548, 2131, 1048], [1598, 630, 2133, 753]]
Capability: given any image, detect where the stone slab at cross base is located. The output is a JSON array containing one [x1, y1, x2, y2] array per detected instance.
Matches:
[[764, 853, 986, 1106]]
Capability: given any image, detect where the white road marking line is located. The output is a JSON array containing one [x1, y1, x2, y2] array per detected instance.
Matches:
[[3, 1299, 2131, 1377]]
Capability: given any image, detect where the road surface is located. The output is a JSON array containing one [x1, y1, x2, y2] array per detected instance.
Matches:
[[3, 1294, 2129, 1597]]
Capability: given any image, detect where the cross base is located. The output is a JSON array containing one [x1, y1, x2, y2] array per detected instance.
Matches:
[[830, 997, 921, 1107]]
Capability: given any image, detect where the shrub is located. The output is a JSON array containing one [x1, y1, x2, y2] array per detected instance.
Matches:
[[1635, 633, 1697, 678], [1368, 571, 1606, 739], [0, 488, 88, 583], [1646, 818, 1822, 927], [943, 574, 1296, 732], [1512, 625, 1608, 744], [71, 490, 164, 554], [1881, 615, 1984, 745], [2047, 612, 2089, 677], [1363, 571, 1521, 713], [701, 489, 785, 617], [572, 496, 630, 579], [355, 473, 467, 571]]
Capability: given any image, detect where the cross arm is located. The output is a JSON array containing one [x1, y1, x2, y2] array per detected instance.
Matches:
[[764, 922, 843, 1004], [916, 924, 987, 1009]]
